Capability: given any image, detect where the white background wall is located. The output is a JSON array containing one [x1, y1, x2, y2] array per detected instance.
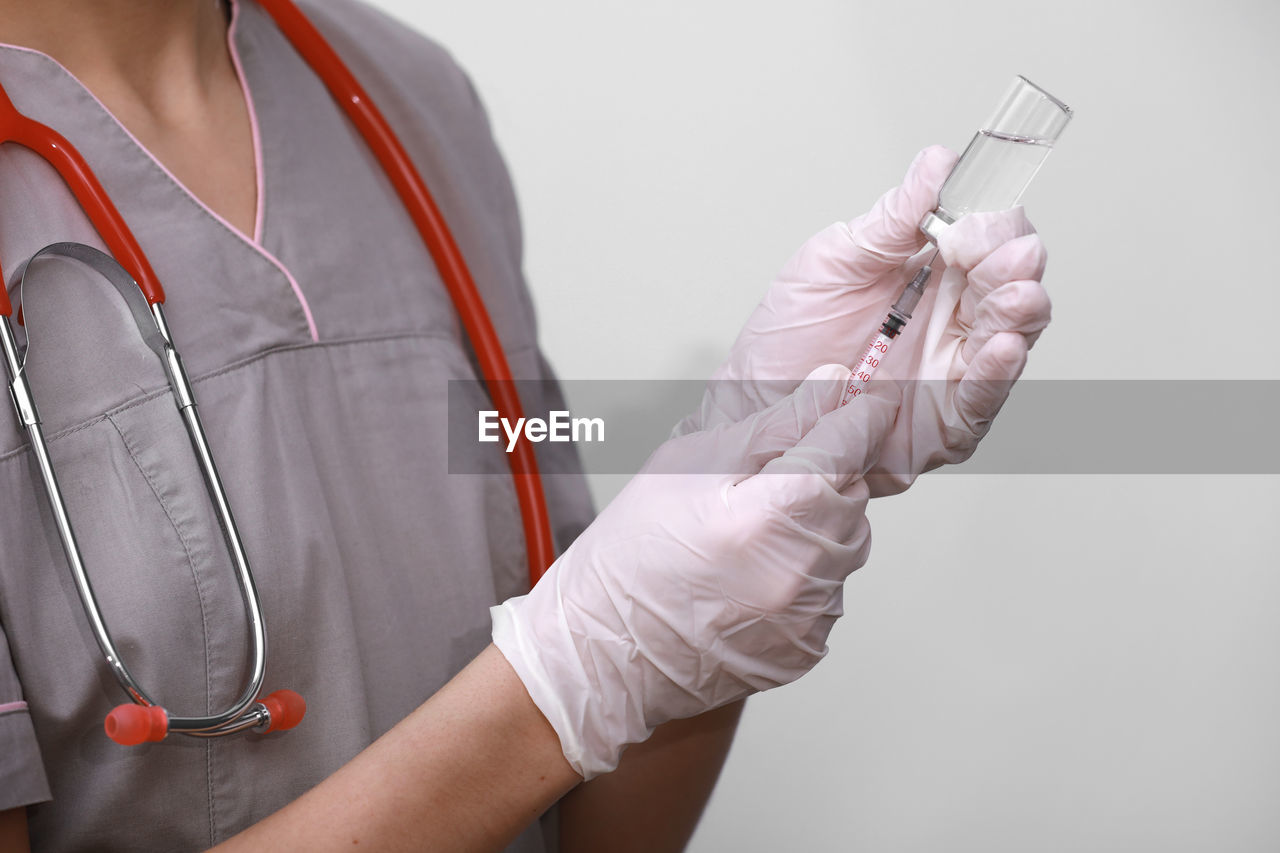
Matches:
[[367, 1, 1278, 849]]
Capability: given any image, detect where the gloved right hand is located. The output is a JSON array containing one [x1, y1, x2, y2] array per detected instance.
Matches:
[[492, 365, 899, 780]]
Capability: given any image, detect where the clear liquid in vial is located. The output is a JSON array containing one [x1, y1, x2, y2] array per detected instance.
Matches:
[[937, 130, 1053, 220]]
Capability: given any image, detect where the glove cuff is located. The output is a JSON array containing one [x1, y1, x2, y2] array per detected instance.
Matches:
[[492, 588, 648, 780]]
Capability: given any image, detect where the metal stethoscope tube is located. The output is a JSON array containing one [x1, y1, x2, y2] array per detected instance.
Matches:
[[1, 243, 290, 744]]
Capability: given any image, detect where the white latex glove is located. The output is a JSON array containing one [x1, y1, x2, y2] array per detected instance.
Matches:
[[493, 365, 898, 779], [868, 207, 1051, 495], [676, 146, 1052, 495]]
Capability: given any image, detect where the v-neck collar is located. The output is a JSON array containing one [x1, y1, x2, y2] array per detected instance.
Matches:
[[0, 0, 319, 346], [0, 0, 266, 247]]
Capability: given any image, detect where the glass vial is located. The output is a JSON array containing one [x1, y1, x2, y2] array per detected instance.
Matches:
[[920, 76, 1073, 243]]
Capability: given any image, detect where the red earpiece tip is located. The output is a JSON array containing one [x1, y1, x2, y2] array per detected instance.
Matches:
[[105, 704, 168, 745], [261, 690, 306, 733]]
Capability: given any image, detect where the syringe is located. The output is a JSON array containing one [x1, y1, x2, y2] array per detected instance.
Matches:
[[838, 250, 938, 406]]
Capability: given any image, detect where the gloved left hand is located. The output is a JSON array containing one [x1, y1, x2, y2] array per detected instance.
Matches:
[[674, 146, 959, 430], [676, 146, 1052, 495], [865, 206, 1051, 494]]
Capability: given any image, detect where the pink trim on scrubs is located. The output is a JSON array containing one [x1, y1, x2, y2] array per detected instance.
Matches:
[[227, 1, 267, 246], [225, 0, 320, 341]]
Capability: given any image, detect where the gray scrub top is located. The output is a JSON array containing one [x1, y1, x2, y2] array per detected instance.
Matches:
[[0, 1, 594, 850]]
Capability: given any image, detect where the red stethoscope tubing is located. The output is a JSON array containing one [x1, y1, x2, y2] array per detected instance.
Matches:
[[0, 0, 556, 586], [0, 88, 166, 308], [256, 0, 555, 584]]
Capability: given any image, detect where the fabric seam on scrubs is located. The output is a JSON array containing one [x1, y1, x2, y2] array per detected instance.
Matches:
[[0, 331, 539, 462], [105, 411, 220, 844], [0, 705, 51, 809], [105, 413, 217, 713]]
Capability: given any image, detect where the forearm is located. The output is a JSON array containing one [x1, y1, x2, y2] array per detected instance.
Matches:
[[558, 700, 744, 853], [0, 806, 31, 853], [213, 645, 580, 852]]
